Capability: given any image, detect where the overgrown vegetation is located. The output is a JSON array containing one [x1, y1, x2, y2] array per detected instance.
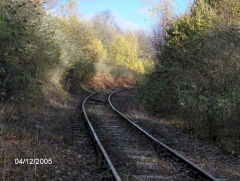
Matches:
[[58, 0, 153, 91], [0, 0, 153, 179], [138, 0, 240, 153], [0, 0, 59, 105], [0, 0, 153, 105]]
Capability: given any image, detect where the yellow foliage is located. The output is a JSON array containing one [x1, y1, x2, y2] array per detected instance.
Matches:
[[58, 13, 107, 62], [88, 38, 107, 61], [110, 33, 153, 74]]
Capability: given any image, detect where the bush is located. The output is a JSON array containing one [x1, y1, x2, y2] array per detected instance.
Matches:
[[139, 0, 240, 152], [64, 61, 95, 93], [0, 0, 59, 104]]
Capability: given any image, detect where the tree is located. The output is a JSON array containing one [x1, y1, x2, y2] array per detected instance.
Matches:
[[0, 0, 59, 103], [110, 33, 146, 74], [139, 0, 240, 149], [91, 10, 121, 50], [195, 0, 221, 7], [150, 0, 175, 58], [58, 14, 107, 62], [136, 30, 153, 60], [58, 0, 107, 63]]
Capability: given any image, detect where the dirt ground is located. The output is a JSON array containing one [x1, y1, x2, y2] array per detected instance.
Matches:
[[0, 83, 103, 180]]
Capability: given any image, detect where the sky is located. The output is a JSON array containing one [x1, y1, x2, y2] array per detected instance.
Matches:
[[53, 0, 189, 32]]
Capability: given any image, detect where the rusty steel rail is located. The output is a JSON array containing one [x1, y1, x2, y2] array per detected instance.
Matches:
[[82, 91, 121, 181], [108, 90, 219, 181]]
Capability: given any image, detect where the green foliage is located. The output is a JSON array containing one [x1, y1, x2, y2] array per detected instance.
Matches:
[[64, 60, 95, 92], [139, 0, 240, 151], [198, 0, 222, 7], [0, 0, 59, 104], [56, 1, 109, 89], [56, 0, 154, 91], [0, 0, 154, 104], [61, 5, 153, 87], [58, 14, 107, 63]]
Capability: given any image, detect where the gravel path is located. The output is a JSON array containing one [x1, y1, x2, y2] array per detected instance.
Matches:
[[84, 91, 208, 180]]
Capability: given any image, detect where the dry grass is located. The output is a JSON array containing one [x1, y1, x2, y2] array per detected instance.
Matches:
[[86, 72, 136, 90], [0, 70, 87, 180]]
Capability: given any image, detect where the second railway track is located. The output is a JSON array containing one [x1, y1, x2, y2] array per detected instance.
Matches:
[[82, 89, 219, 181]]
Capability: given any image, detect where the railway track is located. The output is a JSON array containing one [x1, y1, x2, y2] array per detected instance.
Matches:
[[82, 89, 219, 181]]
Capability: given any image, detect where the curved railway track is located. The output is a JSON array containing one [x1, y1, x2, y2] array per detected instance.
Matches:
[[82, 89, 219, 181]]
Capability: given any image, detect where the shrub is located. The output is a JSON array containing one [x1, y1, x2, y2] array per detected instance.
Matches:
[[139, 0, 240, 151], [0, 0, 59, 104]]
